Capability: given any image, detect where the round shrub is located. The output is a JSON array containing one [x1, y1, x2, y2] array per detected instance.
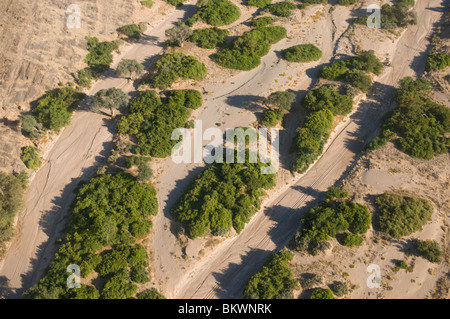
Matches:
[[198, 0, 241, 26], [281, 44, 322, 62]]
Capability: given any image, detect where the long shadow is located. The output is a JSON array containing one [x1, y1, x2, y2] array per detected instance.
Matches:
[[211, 248, 271, 299], [0, 275, 11, 299], [225, 94, 265, 109], [15, 136, 114, 298], [163, 165, 208, 236]]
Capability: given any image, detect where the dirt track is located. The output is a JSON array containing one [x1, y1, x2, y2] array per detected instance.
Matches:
[[0, 0, 445, 299], [171, 0, 445, 298], [0, 1, 196, 297]]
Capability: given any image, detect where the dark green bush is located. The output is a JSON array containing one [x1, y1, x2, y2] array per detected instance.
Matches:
[[198, 0, 241, 26], [381, 77, 450, 159], [330, 281, 348, 297], [24, 173, 158, 299], [243, 251, 297, 299], [310, 288, 334, 299], [269, 1, 297, 17], [213, 26, 286, 70], [426, 52, 450, 71], [119, 24, 143, 39], [152, 52, 207, 89], [266, 90, 296, 111], [294, 198, 370, 254], [261, 110, 283, 126], [117, 90, 200, 157], [342, 70, 372, 93], [172, 154, 276, 238], [190, 27, 229, 49], [250, 16, 274, 28], [84, 37, 119, 73], [302, 86, 353, 116], [137, 289, 166, 299], [339, 232, 364, 247], [326, 186, 349, 200], [34, 87, 85, 132], [375, 192, 433, 238], [21, 146, 42, 170], [414, 239, 443, 263], [281, 44, 322, 63]]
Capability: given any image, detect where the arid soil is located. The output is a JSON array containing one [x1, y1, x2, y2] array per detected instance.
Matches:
[[0, 0, 447, 299]]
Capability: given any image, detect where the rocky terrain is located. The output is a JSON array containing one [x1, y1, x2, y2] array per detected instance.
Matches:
[[0, 0, 142, 173]]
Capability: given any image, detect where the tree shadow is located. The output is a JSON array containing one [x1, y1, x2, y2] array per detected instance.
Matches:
[[163, 164, 209, 237], [225, 94, 265, 109], [211, 248, 272, 299], [0, 275, 11, 299]]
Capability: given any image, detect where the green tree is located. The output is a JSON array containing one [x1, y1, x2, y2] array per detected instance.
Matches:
[[243, 251, 297, 299], [21, 146, 42, 170], [310, 288, 334, 299], [266, 91, 296, 111], [166, 23, 193, 47], [375, 193, 433, 238], [115, 59, 144, 79], [281, 44, 322, 63], [92, 88, 129, 117], [414, 239, 442, 263]]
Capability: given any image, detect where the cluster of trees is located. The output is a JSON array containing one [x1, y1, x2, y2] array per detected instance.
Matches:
[[84, 37, 120, 74], [268, 2, 297, 17], [151, 52, 207, 89], [24, 173, 161, 299], [0, 171, 27, 258], [250, 16, 274, 28], [119, 23, 147, 39], [189, 27, 229, 49], [117, 89, 201, 157], [414, 239, 443, 264], [21, 146, 42, 170], [375, 192, 433, 238], [426, 52, 450, 72], [197, 0, 241, 26], [260, 90, 296, 127], [354, 0, 417, 30], [318, 50, 383, 93], [172, 155, 276, 238], [369, 77, 450, 159], [292, 85, 353, 173], [281, 44, 322, 63], [26, 87, 85, 134], [213, 26, 287, 70], [293, 188, 371, 255], [243, 251, 297, 299]]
